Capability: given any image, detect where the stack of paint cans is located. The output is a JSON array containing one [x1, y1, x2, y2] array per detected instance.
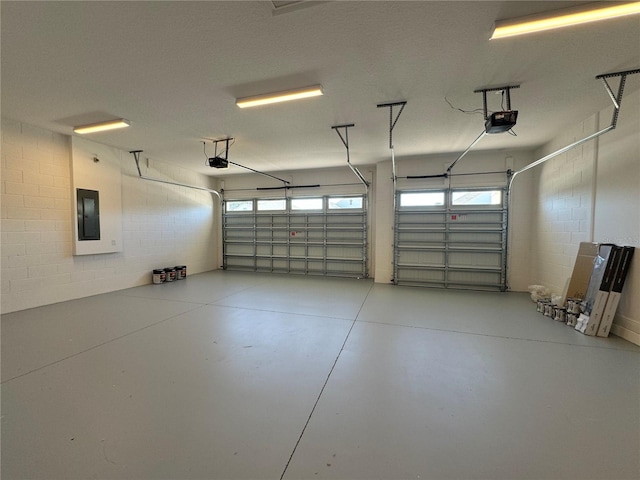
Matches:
[[565, 297, 582, 326], [536, 298, 554, 317], [535, 296, 583, 328], [152, 265, 187, 284]]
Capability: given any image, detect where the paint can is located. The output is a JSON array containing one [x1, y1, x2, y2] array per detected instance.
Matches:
[[165, 267, 176, 282], [152, 269, 166, 284], [175, 265, 187, 280], [554, 307, 566, 322], [569, 298, 581, 314], [566, 298, 574, 314]]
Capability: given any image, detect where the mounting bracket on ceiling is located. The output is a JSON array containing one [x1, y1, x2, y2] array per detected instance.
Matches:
[[596, 68, 640, 128], [129, 150, 222, 201], [203, 140, 291, 186], [207, 138, 232, 169], [473, 85, 520, 120], [377, 101, 407, 150], [331, 123, 369, 190]]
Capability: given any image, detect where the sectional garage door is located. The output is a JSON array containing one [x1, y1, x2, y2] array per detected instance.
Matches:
[[223, 195, 368, 278], [394, 188, 508, 291]]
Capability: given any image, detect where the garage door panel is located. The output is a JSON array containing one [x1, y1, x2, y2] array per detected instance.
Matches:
[[226, 257, 254, 269], [396, 268, 445, 283], [448, 231, 502, 243], [397, 231, 446, 243], [307, 246, 324, 257], [326, 261, 363, 274], [225, 229, 254, 241], [273, 259, 288, 270], [327, 245, 365, 260], [273, 245, 287, 256], [447, 270, 502, 287], [397, 250, 444, 266], [395, 189, 507, 291], [225, 216, 253, 227], [224, 196, 367, 278], [449, 212, 502, 222], [289, 245, 306, 257], [448, 251, 502, 267], [226, 244, 253, 256], [256, 258, 271, 269], [397, 212, 445, 224]]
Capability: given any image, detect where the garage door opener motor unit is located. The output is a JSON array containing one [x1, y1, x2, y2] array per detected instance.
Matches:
[[474, 85, 519, 134], [485, 110, 518, 133], [207, 137, 231, 169]]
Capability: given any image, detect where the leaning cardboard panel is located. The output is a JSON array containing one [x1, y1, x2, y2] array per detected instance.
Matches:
[[575, 244, 614, 334], [562, 242, 599, 306], [597, 246, 636, 337], [582, 245, 621, 336]]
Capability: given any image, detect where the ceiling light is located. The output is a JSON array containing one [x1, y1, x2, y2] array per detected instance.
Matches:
[[236, 85, 323, 108], [490, 2, 640, 39], [73, 118, 131, 134]]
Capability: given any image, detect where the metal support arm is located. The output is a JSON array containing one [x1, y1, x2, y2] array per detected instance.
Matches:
[[130, 150, 223, 201], [331, 123, 369, 190], [510, 68, 639, 190]]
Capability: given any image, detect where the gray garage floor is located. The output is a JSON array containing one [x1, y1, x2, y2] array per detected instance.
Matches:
[[2, 271, 639, 480]]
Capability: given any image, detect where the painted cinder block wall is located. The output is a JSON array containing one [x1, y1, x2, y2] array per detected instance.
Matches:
[[1, 118, 219, 314], [529, 88, 640, 345]]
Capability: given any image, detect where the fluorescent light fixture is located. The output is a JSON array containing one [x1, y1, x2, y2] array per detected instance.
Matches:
[[73, 118, 131, 134], [491, 1, 640, 39], [236, 85, 323, 108]]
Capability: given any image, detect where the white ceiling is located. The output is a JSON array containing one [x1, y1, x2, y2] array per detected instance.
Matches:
[[2, 1, 639, 177]]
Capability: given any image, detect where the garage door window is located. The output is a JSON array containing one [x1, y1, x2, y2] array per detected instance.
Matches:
[[226, 200, 253, 212], [328, 197, 363, 210], [399, 192, 445, 207], [257, 199, 286, 211], [451, 190, 502, 205], [291, 197, 323, 210]]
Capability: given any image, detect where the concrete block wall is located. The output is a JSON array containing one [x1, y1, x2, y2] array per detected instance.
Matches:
[[529, 87, 640, 345], [530, 114, 598, 297], [1, 118, 218, 314], [593, 88, 640, 345]]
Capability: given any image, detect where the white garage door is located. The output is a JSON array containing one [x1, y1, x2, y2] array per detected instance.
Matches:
[[394, 188, 507, 291], [223, 195, 368, 278]]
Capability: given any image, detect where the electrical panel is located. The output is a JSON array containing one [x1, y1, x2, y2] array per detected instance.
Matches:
[[77, 189, 100, 241]]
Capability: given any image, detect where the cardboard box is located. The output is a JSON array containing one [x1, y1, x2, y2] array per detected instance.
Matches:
[[597, 246, 636, 337], [597, 292, 623, 338], [562, 242, 599, 306], [582, 245, 621, 336]]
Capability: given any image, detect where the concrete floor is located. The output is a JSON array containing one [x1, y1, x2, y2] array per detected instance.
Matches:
[[2, 271, 639, 480]]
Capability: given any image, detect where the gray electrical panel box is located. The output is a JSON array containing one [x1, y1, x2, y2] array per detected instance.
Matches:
[[77, 189, 100, 241]]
